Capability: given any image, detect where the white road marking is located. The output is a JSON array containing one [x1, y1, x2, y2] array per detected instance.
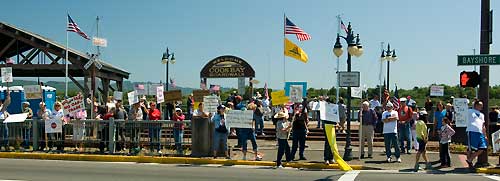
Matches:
[[338, 170, 361, 181], [484, 175, 500, 181]]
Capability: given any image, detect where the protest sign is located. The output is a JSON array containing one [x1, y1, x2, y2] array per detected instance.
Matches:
[[3, 113, 28, 123], [24, 85, 42, 99], [271, 90, 289, 105], [319, 101, 327, 120], [325, 103, 340, 123], [1, 67, 12, 83], [156, 86, 164, 103], [430, 85, 444, 97], [226, 110, 254, 128], [290, 85, 303, 103], [61, 94, 85, 117], [193, 90, 210, 102], [113, 91, 123, 101], [453, 98, 468, 127], [45, 119, 63, 133], [351, 87, 362, 99], [203, 95, 219, 113], [165, 90, 182, 102], [493, 130, 500, 153], [128, 91, 138, 106]]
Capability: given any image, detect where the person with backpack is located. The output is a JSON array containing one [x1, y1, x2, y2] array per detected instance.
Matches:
[[398, 98, 413, 154], [359, 101, 378, 158]]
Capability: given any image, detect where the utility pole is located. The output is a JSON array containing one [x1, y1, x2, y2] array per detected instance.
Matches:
[[477, 0, 491, 166]]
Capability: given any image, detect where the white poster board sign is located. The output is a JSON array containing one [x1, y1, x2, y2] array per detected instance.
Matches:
[[61, 94, 85, 117], [203, 95, 219, 113], [226, 110, 254, 128], [325, 103, 340, 123], [1, 67, 13, 83], [128, 91, 138, 106], [113, 91, 123, 101], [430, 86, 444, 97], [453, 98, 468, 127], [24, 85, 42, 99], [311, 101, 320, 111], [45, 119, 63, 133], [290, 85, 303, 103], [3, 113, 28, 123], [156, 86, 164, 103], [492, 129, 500, 153], [319, 101, 327, 120], [351, 87, 362, 99]]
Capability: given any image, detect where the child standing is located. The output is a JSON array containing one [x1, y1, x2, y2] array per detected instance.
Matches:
[[414, 117, 431, 171], [439, 117, 455, 168], [275, 111, 291, 168]]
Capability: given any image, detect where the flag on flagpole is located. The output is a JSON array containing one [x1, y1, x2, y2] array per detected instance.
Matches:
[[340, 21, 348, 34], [390, 85, 400, 111], [284, 38, 308, 63], [67, 14, 90, 40], [264, 83, 269, 99], [170, 78, 176, 88], [285, 17, 311, 41]]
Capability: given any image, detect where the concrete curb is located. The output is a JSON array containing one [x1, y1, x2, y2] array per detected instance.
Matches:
[[476, 168, 500, 174], [0, 152, 363, 170]]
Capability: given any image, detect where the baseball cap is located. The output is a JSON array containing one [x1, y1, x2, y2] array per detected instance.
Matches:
[[386, 102, 394, 108], [217, 105, 226, 110]]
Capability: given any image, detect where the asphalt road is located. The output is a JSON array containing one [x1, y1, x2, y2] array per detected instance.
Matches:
[[0, 158, 498, 181]]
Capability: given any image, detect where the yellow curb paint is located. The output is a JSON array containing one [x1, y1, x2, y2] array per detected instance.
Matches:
[[0, 152, 363, 170], [476, 168, 500, 174]]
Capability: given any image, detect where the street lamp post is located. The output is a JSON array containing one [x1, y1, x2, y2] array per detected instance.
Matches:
[[162, 47, 176, 91], [380, 44, 397, 91], [333, 22, 363, 161]]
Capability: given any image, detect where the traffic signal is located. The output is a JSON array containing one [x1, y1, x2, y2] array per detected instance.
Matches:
[[460, 71, 480, 88]]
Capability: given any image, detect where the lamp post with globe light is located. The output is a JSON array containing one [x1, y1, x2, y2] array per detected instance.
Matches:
[[162, 47, 176, 91], [333, 22, 363, 161], [380, 44, 397, 91]]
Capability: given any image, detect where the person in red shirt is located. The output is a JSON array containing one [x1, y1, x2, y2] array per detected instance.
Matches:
[[148, 102, 162, 153], [173, 108, 185, 155], [398, 98, 413, 154]]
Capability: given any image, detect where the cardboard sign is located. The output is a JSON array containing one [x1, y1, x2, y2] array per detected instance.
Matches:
[[1, 67, 12, 83], [453, 98, 468, 127], [3, 113, 28, 123], [226, 110, 254, 128], [24, 85, 42, 99], [430, 85, 444, 97], [156, 86, 164, 103], [61, 94, 85, 117], [165, 90, 182, 102], [325, 103, 340, 123], [203, 95, 219, 113], [128, 91, 138, 106], [113, 91, 123, 101], [193, 90, 210, 102], [45, 119, 63, 133], [271, 90, 289, 105], [492, 129, 500, 153]]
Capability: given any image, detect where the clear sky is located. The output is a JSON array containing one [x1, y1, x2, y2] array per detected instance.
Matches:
[[1, 0, 499, 90]]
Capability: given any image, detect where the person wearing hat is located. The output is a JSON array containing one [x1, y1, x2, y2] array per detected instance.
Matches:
[[398, 97, 413, 154], [22, 102, 33, 119], [173, 107, 185, 155], [382, 102, 401, 163], [359, 101, 378, 159], [275, 111, 291, 168], [445, 103, 454, 123], [212, 105, 230, 159]]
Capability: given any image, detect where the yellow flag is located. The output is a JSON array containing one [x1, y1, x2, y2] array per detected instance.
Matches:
[[325, 124, 353, 171], [284, 38, 308, 63]]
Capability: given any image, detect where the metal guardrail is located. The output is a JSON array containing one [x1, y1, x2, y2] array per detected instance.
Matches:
[[0, 119, 192, 156]]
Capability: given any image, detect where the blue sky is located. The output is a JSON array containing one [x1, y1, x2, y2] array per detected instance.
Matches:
[[1, 0, 499, 90]]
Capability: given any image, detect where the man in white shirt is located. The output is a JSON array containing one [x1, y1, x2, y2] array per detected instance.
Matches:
[[382, 102, 401, 163], [465, 100, 487, 170], [369, 95, 381, 110]]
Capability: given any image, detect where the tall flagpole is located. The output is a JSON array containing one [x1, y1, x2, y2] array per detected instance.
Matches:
[[65, 14, 69, 98], [283, 14, 286, 86]]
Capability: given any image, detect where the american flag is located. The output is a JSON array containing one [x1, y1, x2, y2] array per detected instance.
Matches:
[[135, 84, 145, 90], [285, 17, 311, 41], [264, 83, 269, 99], [170, 78, 176, 88], [340, 21, 348, 34], [67, 14, 90, 40], [200, 80, 207, 90], [390, 85, 400, 111], [210, 84, 220, 92]]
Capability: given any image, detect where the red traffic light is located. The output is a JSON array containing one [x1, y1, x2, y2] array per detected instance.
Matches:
[[460, 71, 480, 88]]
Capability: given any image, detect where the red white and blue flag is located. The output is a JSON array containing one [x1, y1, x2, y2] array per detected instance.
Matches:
[[210, 84, 220, 92], [390, 85, 400, 111], [264, 83, 269, 99], [170, 78, 176, 88], [340, 21, 348, 34], [285, 17, 311, 41], [67, 14, 90, 40]]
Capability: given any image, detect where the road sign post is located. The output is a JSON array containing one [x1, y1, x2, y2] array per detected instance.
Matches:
[[338, 71, 360, 87]]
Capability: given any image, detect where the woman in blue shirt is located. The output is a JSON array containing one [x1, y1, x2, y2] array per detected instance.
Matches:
[[433, 101, 446, 137], [212, 105, 230, 159]]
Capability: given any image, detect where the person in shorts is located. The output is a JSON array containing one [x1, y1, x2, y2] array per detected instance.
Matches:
[[466, 100, 487, 169]]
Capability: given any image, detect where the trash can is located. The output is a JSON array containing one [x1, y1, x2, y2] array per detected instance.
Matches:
[[191, 117, 212, 157]]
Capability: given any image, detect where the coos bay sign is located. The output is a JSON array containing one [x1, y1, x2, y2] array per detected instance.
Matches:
[[200, 55, 255, 78]]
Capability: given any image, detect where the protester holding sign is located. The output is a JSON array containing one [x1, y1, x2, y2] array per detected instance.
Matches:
[[21, 102, 32, 150], [36, 102, 51, 151], [50, 102, 64, 152], [275, 111, 292, 168], [212, 105, 230, 159], [173, 108, 185, 155]]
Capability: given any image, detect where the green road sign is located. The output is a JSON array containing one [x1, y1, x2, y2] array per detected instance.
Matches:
[[457, 54, 500, 66]]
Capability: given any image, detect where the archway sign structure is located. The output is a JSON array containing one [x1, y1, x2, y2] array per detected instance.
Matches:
[[200, 55, 255, 98]]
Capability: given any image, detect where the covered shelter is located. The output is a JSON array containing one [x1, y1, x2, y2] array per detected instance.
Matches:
[[0, 21, 129, 103]]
